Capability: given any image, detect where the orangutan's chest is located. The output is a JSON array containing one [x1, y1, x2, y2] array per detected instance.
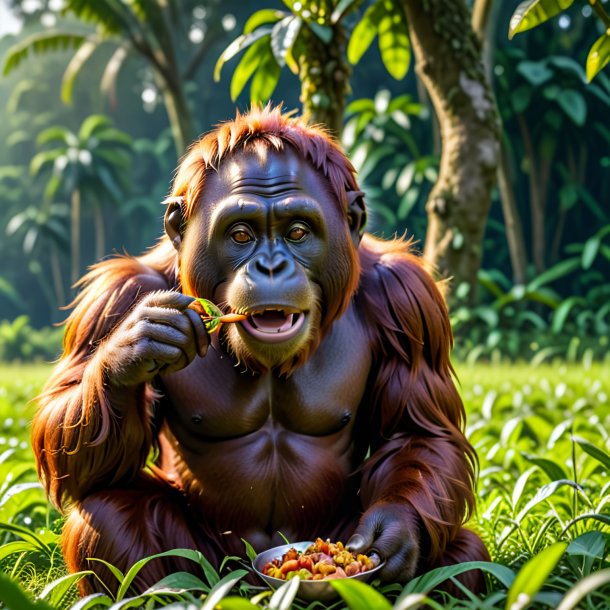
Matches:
[[159, 311, 372, 441]]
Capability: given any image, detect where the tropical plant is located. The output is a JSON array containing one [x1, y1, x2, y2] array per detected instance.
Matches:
[[509, 0, 610, 82], [6, 202, 69, 308], [0, 316, 63, 362], [341, 89, 436, 235], [2, 0, 233, 155], [30, 115, 133, 284]]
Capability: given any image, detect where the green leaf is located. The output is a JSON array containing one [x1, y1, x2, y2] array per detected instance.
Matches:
[[270, 16, 302, 67], [556, 90, 586, 126], [244, 9, 286, 34], [508, 0, 574, 39], [522, 454, 568, 482], [39, 572, 96, 607], [516, 480, 580, 522], [331, 578, 392, 610], [517, 60, 553, 85], [87, 557, 125, 584], [229, 39, 264, 102], [566, 531, 606, 560], [79, 115, 113, 140], [100, 45, 128, 103], [214, 27, 273, 82], [331, 0, 362, 24], [0, 540, 36, 561], [194, 298, 223, 318], [116, 549, 211, 600], [347, 0, 385, 65], [3, 31, 86, 75], [217, 597, 257, 609], [61, 39, 99, 104], [143, 572, 209, 594], [506, 542, 568, 610], [556, 569, 610, 610], [587, 32, 610, 82], [399, 562, 515, 596], [0, 573, 53, 610], [267, 576, 300, 609], [551, 297, 585, 333], [250, 50, 281, 104], [573, 435, 610, 471], [242, 538, 257, 562], [527, 257, 581, 290], [581, 236, 600, 269], [377, 0, 410, 80], [200, 570, 249, 610], [70, 592, 113, 610]]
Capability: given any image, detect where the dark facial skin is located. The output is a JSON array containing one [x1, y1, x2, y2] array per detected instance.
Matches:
[[160, 147, 373, 552]]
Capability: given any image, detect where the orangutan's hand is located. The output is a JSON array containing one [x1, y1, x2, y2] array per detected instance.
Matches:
[[98, 291, 209, 387], [347, 502, 420, 583]]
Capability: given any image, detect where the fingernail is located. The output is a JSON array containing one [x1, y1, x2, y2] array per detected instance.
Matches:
[[347, 534, 365, 551]]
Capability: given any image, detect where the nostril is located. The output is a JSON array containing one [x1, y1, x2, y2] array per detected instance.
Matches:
[[255, 256, 289, 276]]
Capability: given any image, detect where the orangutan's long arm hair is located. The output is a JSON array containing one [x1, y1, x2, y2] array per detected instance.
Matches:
[[32, 245, 175, 510], [358, 234, 477, 562]]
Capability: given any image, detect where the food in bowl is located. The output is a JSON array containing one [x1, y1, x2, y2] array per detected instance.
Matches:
[[261, 537, 379, 581]]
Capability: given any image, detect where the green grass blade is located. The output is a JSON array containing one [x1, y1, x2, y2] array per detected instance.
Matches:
[[39, 571, 96, 607], [268, 576, 300, 610], [556, 568, 610, 610], [573, 435, 610, 471], [400, 562, 514, 597], [70, 592, 114, 609], [200, 570, 249, 610], [505, 542, 568, 610], [0, 573, 53, 610], [331, 578, 392, 610]]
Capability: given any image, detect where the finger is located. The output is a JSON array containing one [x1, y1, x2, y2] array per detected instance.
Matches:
[[141, 290, 195, 311], [184, 307, 209, 358], [140, 307, 195, 334], [347, 512, 381, 554], [132, 322, 195, 364], [133, 340, 185, 368], [378, 539, 419, 582]]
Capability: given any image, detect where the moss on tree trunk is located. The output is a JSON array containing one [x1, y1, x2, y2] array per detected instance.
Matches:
[[296, 24, 351, 138], [401, 0, 500, 303]]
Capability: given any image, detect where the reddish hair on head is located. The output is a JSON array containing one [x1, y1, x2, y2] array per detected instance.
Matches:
[[171, 104, 359, 221]]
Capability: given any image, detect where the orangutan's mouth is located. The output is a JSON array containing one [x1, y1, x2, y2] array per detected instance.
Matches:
[[240, 308, 306, 343]]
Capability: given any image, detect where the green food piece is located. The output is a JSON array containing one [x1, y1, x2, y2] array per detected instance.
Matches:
[[193, 297, 224, 334]]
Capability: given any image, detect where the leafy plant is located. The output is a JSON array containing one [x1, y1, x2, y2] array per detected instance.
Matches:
[[341, 89, 434, 236], [509, 0, 610, 81]]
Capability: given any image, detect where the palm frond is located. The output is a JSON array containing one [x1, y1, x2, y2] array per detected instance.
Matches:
[[3, 31, 86, 75]]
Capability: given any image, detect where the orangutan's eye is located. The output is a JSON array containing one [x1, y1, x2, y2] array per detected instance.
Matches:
[[230, 225, 254, 244], [286, 224, 310, 243]]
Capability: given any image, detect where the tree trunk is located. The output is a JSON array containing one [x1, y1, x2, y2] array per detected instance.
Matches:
[[71, 188, 81, 286], [93, 203, 105, 263], [472, 0, 528, 285], [497, 138, 528, 284], [297, 24, 350, 138], [157, 71, 195, 158], [401, 0, 500, 303], [50, 246, 65, 307]]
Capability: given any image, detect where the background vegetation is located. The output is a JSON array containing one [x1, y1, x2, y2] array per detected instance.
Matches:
[[0, 0, 608, 608]]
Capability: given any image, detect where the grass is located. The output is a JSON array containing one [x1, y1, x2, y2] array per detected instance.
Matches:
[[0, 360, 609, 609]]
